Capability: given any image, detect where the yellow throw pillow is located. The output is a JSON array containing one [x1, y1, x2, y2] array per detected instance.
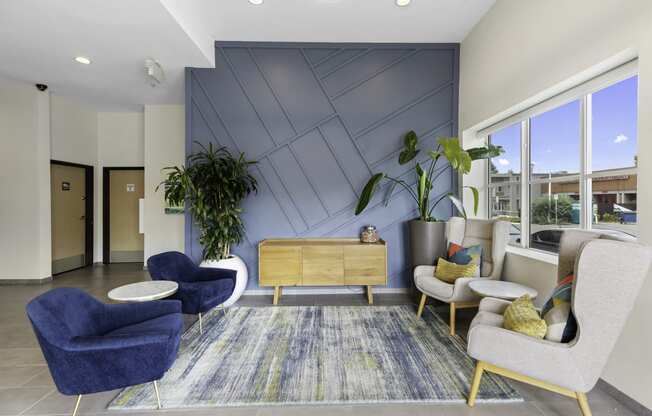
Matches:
[[503, 295, 547, 339], [435, 257, 479, 283]]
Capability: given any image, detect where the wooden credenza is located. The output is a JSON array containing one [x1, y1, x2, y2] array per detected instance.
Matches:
[[258, 238, 387, 305]]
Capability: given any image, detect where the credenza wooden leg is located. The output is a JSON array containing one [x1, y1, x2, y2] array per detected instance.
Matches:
[[273, 286, 281, 305], [366, 285, 374, 305]]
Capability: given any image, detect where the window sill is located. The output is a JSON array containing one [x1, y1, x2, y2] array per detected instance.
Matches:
[[505, 245, 558, 265]]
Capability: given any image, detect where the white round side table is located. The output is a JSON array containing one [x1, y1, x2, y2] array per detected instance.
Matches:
[[468, 280, 538, 300], [108, 281, 178, 302]]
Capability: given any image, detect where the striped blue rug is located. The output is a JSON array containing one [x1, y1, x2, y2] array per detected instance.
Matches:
[[109, 305, 521, 409]]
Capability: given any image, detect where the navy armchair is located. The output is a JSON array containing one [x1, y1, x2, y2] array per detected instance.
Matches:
[[26, 288, 182, 415], [147, 251, 236, 334]]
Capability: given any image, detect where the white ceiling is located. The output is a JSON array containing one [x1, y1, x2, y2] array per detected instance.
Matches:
[[0, 0, 494, 111]]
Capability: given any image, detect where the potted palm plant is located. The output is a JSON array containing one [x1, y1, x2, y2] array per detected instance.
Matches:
[[355, 131, 502, 267], [159, 142, 257, 306]]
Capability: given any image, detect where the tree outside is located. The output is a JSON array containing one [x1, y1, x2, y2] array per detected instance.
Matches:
[[531, 194, 573, 224]]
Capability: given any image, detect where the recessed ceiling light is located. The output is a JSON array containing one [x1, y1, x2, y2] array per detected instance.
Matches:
[[249, 0, 263, 5], [74, 56, 91, 65], [396, 0, 410, 6]]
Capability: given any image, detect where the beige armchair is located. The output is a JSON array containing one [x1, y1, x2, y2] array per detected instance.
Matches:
[[466, 231, 652, 416], [414, 217, 510, 335]]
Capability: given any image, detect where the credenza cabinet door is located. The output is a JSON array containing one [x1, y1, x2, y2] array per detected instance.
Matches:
[[259, 246, 301, 286], [302, 246, 344, 286], [344, 245, 386, 285]]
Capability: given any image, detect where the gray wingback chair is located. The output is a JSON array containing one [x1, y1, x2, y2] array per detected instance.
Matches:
[[466, 230, 652, 416], [414, 217, 510, 335]]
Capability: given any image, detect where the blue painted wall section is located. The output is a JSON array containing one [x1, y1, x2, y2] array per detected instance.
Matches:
[[186, 42, 459, 289]]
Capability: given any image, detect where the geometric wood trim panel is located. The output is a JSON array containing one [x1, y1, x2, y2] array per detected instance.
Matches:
[[186, 42, 459, 289]]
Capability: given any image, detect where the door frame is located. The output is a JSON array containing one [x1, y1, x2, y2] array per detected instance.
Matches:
[[50, 160, 94, 272], [103, 167, 145, 264]]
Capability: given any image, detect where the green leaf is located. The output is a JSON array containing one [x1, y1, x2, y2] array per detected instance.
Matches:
[[428, 150, 441, 160], [447, 193, 468, 219], [439, 137, 472, 174], [465, 186, 480, 215], [404, 130, 418, 149], [467, 143, 504, 160], [355, 173, 384, 215], [398, 148, 419, 165]]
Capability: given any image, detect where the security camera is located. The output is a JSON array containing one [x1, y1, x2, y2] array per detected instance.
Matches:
[[35, 84, 48, 91]]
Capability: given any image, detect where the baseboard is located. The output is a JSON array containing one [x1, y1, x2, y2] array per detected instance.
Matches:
[[52, 254, 85, 275], [244, 287, 410, 296], [110, 250, 145, 263], [0, 276, 53, 285], [597, 379, 652, 415]]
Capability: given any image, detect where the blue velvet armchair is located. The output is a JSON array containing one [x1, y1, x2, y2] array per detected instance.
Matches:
[[147, 251, 236, 333], [26, 287, 182, 415]]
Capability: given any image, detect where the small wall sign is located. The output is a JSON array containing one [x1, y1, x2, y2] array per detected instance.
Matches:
[[126, 184, 135, 192], [62, 182, 71, 191]]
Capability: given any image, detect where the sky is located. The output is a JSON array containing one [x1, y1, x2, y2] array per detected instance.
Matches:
[[490, 76, 638, 175]]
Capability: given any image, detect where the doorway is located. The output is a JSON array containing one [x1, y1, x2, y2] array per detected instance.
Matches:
[[103, 167, 144, 264], [50, 161, 94, 274]]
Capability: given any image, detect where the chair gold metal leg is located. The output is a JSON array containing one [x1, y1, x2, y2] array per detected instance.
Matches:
[[576, 392, 592, 416], [366, 285, 374, 305], [416, 293, 427, 318], [467, 361, 485, 407], [153, 380, 161, 409], [71, 394, 82, 416], [449, 302, 456, 336], [198, 313, 203, 335]]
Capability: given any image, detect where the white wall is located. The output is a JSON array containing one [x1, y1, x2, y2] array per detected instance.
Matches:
[[143, 105, 185, 260], [50, 95, 97, 165], [0, 81, 51, 280], [460, 0, 652, 407], [95, 112, 145, 262]]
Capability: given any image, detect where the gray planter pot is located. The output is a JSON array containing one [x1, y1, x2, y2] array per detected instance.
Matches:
[[409, 219, 446, 268]]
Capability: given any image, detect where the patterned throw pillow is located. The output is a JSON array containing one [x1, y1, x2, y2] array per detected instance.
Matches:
[[446, 243, 482, 277], [503, 295, 547, 339], [542, 274, 577, 343], [434, 258, 479, 283]]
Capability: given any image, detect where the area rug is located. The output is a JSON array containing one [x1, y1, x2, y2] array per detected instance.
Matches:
[[109, 305, 521, 409]]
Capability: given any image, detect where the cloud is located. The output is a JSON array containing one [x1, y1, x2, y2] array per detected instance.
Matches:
[[497, 158, 510, 166], [614, 134, 629, 144]]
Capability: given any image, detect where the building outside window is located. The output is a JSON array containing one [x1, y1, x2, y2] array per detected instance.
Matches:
[[487, 68, 638, 253]]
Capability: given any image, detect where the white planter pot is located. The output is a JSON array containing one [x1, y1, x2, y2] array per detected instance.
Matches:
[[200, 255, 248, 307]]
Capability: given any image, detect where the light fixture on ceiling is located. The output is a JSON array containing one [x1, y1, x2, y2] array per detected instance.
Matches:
[[74, 56, 91, 65], [144, 58, 165, 87], [396, 0, 411, 6], [249, 0, 263, 5]]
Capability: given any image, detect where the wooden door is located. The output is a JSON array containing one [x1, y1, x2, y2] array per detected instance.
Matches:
[[259, 245, 301, 286], [302, 246, 344, 285], [51, 164, 87, 274], [344, 245, 386, 285]]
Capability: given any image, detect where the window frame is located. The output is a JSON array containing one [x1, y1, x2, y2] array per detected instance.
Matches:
[[485, 62, 638, 252]]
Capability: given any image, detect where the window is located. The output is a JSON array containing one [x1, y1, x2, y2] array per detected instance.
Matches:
[[487, 66, 638, 253], [590, 77, 638, 239], [489, 122, 522, 246]]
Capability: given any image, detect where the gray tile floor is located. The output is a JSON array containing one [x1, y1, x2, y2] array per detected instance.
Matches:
[[0, 264, 641, 416]]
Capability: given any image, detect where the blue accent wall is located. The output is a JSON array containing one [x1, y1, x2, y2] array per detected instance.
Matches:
[[186, 42, 459, 289]]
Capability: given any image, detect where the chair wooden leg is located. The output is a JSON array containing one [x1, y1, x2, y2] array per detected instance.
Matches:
[[71, 394, 82, 416], [153, 380, 161, 409], [198, 313, 203, 335], [576, 392, 592, 416], [449, 302, 456, 336], [467, 361, 485, 407], [416, 293, 427, 318]]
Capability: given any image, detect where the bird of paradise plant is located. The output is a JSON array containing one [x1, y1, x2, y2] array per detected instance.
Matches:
[[354, 130, 503, 220]]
